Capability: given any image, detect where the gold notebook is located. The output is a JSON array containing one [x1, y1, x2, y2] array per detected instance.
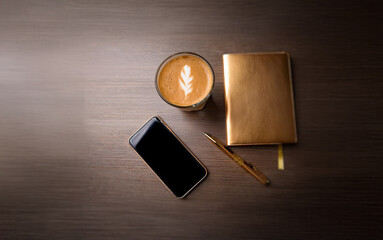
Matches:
[[223, 52, 297, 146]]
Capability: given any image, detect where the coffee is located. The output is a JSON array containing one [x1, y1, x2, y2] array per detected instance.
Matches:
[[156, 53, 214, 109]]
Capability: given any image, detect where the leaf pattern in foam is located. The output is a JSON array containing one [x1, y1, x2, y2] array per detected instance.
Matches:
[[179, 65, 194, 98]]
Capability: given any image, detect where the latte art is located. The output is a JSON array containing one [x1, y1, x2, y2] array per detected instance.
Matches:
[[179, 65, 194, 99], [156, 53, 214, 107]]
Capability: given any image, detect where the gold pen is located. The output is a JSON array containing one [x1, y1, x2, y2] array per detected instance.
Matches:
[[204, 133, 270, 185]]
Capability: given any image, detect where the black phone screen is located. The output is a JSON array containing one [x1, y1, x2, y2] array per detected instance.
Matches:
[[129, 116, 207, 198]]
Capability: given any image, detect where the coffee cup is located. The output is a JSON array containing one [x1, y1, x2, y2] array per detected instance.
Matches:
[[155, 52, 215, 111]]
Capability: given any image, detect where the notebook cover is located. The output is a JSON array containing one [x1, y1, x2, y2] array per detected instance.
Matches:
[[223, 52, 297, 146]]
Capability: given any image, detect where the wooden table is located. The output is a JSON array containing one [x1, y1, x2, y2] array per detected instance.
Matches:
[[1, 1, 382, 239]]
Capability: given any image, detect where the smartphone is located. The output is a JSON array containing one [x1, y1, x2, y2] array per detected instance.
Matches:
[[129, 116, 208, 198]]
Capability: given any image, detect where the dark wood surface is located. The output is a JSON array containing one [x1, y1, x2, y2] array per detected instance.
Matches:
[[1, 0, 382, 239]]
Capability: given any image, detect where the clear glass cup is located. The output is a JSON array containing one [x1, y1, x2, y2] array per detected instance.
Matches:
[[155, 52, 215, 111]]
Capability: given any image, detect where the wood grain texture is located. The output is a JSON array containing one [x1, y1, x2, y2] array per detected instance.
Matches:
[[0, 0, 382, 239]]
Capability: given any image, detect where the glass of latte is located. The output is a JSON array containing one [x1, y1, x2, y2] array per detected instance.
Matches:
[[155, 52, 215, 111]]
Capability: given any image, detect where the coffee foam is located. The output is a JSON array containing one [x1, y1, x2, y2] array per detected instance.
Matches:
[[157, 54, 213, 106]]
